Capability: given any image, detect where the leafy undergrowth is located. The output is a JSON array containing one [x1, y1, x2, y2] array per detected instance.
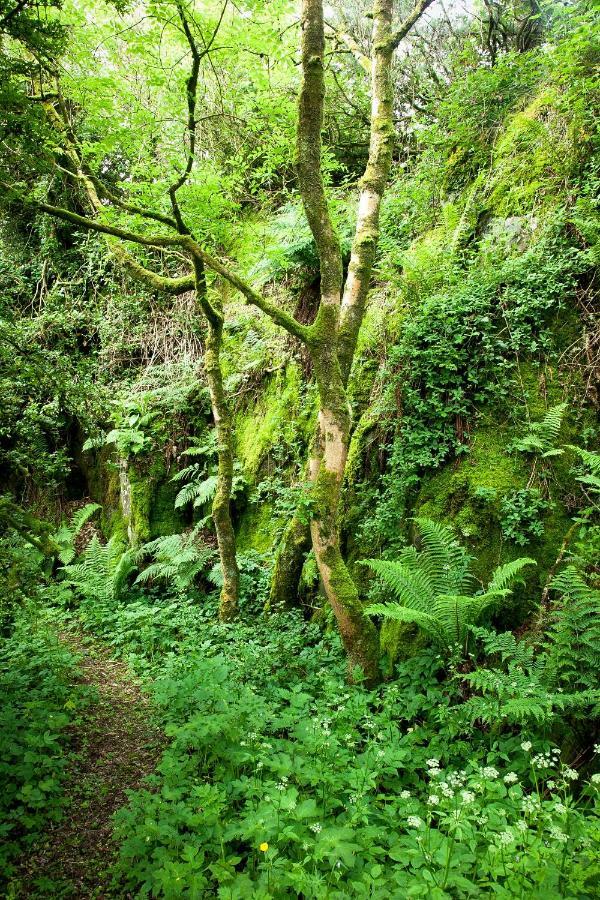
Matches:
[[60, 591, 600, 899], [0, 607, 91, 890], [2, 608, 163, 900]]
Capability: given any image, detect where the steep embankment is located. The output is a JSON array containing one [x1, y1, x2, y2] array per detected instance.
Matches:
[[79, 26, 598, 643]]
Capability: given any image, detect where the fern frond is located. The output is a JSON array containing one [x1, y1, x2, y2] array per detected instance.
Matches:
[[364, 559, 435, 611], [170, 464, 201, 483], [551, 566, 599, 601], [174, 481, 205, 509], [487, 557, 536, 593], [413, 517, 473, 594], [364, 603, 446, 644], [538, 402, 567, 445], [193, 475, 218, 507], [568, 445, 600, 475], [70, 503, 102, 536]]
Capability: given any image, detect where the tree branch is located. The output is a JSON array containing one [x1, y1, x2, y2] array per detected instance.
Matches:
[[390, 0, 436, 50], [168, 1, 228, 234], [296, 0, 343, 310]]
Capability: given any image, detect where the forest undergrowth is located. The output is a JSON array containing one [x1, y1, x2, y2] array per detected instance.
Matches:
[[1, 0, 599, 897]]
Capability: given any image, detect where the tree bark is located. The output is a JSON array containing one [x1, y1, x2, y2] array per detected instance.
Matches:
[[203, 313, 241, 621], [295, 0, 381, 683], [269, 0, 433, 616]]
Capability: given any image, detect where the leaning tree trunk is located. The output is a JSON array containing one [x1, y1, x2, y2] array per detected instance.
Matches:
[[310, 337, 381, 683], [194, 266, 240, 622]]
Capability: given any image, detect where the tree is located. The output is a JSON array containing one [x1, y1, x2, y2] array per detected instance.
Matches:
[[4, 0, 434, 679], [3, 1, 242, 621]]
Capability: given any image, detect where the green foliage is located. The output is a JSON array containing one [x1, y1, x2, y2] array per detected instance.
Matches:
[[0, 606, 90, 882], [569, 445, 600, 497], [365, 518, 535, 648], [135, 530, 213, 594], [172, 439, 246, 515], [545, 566, 600, 695], [51, 502, 101, 565], [63, 536, 135, 606], [451, 625, 599, 729], [512, 402, 567, 457], [51, 584, 600, 899], [500, 488, 551, 545]]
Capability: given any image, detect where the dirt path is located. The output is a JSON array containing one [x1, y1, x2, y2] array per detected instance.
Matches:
[[16, 631, 164, 899]]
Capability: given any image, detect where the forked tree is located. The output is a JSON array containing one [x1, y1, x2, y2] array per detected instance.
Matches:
[[9, 2, 242, 622], [8, 0, 434, 681]]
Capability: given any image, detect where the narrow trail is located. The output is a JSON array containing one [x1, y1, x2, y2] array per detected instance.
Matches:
[[16, 631, 164, 899]]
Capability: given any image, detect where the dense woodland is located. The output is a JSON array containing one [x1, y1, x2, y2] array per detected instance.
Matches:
[[0, 0, 599, 896]]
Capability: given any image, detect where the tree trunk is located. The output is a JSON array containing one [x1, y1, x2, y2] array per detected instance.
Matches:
[[269, 0, 399, 627], [309, 339, 381, 683], [267, 510, 311, 610], [194, 267, 240, 622]]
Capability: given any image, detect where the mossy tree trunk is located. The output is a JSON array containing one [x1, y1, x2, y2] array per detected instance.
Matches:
[[268, 0, 433, 615], [194, 262, 240, 621], [292, 0, 382, 683]]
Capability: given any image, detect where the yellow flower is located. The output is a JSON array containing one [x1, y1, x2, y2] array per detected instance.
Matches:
[[259, 842, 269, 852]]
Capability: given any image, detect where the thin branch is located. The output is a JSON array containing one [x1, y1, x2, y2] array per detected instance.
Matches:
[[390, 0, 436, 50], [296, 0, 343, 308], [168, 0, 228, 234], [0, 0, 29, 30]]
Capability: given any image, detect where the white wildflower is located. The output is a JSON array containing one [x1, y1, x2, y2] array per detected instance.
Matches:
[[521, 741, 532, 752], [427, 794, 440, 806], [309, 823, 322, 834], [400, 790, 411, 799], [549, 826, 568, 843], [407, 816, 422, 828], [482, 766, 499, 780], [460, 790, 475, 804], [503, 772, 518, 784]]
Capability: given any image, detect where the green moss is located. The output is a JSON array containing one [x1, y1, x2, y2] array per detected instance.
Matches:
[[235, 363, 310, 479], [414, 407, 575, 627], [487, 87, 584, 216], [380, 620, 428, 672], [236, 502, 281, 553]]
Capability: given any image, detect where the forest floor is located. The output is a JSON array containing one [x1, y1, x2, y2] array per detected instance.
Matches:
[[15, 630, 163, 899]]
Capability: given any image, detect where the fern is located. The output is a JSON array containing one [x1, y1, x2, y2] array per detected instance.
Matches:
[[365, 518, 535, 649], [568, 445, 600, 496], [135, 529, 213, 592], [513, 402, 567, 457], [53, 503, 101, 565], [63, 536, 135, 605], [455, 565, 600, 730], [174, 477, 218, 509], [545, 566, 600, 693], [487, 557, 534, 593]]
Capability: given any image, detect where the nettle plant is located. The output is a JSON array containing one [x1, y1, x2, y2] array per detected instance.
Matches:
[[364, 518, 535, 650]]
